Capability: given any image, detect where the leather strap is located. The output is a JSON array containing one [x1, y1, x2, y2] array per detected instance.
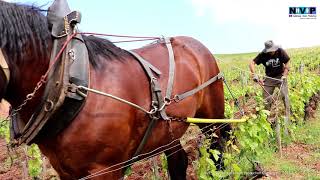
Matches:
[[127, 51, 161, 76], [127, 50, 163, 160], [164, 37, 175, 100], [0, 49, 10, 83], [174, 72, 224, 101]]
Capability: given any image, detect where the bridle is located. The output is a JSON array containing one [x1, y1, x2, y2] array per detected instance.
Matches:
[[0, 49, 10, 86]]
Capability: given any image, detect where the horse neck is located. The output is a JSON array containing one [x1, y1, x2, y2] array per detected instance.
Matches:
[[6, 49, 51, 122]]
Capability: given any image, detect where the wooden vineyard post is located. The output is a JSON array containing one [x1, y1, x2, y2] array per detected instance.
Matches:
[[274, 117, 282, 157], [152, 157, 160, 180], [21, 161, 28, 179], [42, 156, 47, 179], [283, 116, 289, 136], [22, 146, 29, 179], [299, 63, 304, 73]]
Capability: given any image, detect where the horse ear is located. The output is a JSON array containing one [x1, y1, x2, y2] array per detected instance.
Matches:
[[47, 0, 71, 37]]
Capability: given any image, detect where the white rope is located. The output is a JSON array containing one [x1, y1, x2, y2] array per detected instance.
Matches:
[[77, 86, 154, 114], [82, 123, 227, 179], [79, 122, 227, 179]]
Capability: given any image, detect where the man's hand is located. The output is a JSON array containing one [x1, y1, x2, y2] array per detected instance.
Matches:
[[252, 74, 264, 85], [281, 75, 287, 83], [253, 74, 259, 82]]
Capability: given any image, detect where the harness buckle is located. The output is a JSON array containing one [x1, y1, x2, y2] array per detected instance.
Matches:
[[217, 72, 224, 80], [173, 95, 180, 103]]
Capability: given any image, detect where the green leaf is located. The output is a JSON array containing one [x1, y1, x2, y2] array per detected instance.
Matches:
[[209, 149, 221, 161]]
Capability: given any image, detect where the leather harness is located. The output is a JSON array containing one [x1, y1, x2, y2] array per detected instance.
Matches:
[[7, 0, 224, 163], [127, 47, 223, 159], [127, 39, 175, 158], [10, 0, 90, 145]]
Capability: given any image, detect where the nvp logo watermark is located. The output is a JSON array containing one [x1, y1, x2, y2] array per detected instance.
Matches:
[[289, 7, 317, 19]]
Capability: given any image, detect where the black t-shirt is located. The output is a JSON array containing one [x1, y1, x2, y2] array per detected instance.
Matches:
[[253, 48, 290, 77]]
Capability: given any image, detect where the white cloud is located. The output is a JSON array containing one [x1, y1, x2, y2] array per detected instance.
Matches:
[[190, 0, 320, 50]]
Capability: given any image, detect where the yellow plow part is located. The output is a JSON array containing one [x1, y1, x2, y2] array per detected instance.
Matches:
[[186, 117, 248, 123]]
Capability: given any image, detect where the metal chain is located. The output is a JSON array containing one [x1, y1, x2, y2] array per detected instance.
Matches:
[[9, 76, 46, 117], [8, 33, 77, 119], [223, 78, 245, 116]]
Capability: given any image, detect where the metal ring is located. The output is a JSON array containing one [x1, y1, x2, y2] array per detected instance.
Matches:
[[26, 93, 34, 99], [44, 100, 54, 112], [68, 49, 75, 61], [149, 107, 157, 114], [164, 97, 172, 105]]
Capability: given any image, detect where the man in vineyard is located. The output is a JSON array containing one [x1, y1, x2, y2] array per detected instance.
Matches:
[[249, 40, 290, 128]]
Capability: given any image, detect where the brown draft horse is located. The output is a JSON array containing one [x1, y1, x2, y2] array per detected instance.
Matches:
[[0, 2, 230, 180]]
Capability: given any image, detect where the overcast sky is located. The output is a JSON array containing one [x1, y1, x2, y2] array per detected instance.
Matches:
[[6, 0, 320, 54]]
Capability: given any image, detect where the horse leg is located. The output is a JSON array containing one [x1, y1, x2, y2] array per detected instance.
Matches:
[[164, 142, 188, 180]]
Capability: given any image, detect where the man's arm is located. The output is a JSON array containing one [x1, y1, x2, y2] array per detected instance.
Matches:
[[282, 62, 290, 77], [249, 60, 256, 76], [250, 53, 262, 75], [281, 48, 290, 77], [249, 60, 264, 85]]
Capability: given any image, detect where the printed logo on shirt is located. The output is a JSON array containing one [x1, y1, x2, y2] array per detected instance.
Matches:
[[266, 58, 280, 67]]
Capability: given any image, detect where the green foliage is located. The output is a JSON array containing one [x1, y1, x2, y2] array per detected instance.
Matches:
[[0, 118, 43, 178], [27, 144, 43, 177], [124, 166, 132, 176], [160, 154, 168, 174], [289, 72, 320, 122], [196, 46, 320, 179], [235, 110, 273, 158], [197, 138, 242, 180], [0, 118, 10, 142]]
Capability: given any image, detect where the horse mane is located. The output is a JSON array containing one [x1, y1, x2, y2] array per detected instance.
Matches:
[[82, 35, 130, 68], [0, 1, 126, 69], [0, 1, 51, 64]]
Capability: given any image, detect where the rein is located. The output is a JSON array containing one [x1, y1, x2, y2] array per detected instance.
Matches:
[[10, 32, 227, 118], [8, 32, 161, 118]]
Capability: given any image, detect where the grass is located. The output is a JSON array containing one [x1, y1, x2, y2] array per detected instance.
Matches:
[[258, 109, 320, 179], [216, 45, 320, 179], [293, 119, 320, 146]]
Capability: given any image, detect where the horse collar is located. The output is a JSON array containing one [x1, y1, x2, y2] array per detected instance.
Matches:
[[0, 49, 10, 84]]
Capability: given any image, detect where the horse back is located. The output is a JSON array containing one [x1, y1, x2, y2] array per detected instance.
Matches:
[[134, 36, 222, 118]]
